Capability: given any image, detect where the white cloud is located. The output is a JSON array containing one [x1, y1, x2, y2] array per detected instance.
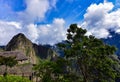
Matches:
[[26, 24, 39, 43], [18, 0, 57, 23], [82, 2, 120, 38], [25, 18, 66, 45], [0, 0, 67, 46], [0, 0, 66, 45], [0, 21, 22, 45], [0, 0, 58, 23], [0, 18, 66, 45], [6, 22, 22, 29], [37, 18, 66, 45], [89, 28, 109, 38], [25, 0, 49, 21]]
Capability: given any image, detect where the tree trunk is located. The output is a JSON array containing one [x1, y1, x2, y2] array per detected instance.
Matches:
[[78, 61, 88, 82], [81, 68, 88, 82], [83, 74, 88, 82]]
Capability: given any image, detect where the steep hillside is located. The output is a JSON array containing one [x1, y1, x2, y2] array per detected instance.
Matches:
[[5, 33, 57, 64], [33, 44, 56, 59], [5, 33, 38, 64]]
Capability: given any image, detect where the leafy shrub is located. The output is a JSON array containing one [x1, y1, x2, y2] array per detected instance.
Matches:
[[0, 75, 31, 82]]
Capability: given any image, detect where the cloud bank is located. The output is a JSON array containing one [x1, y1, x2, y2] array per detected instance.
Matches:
[[82, 1, 120, 38], [0, 0, 120, 45], [26, 18, 66, 45], [0, 0, 66, 45], [0, 18, 66, 45], [0, 21, 22, 45], [21, 0, 50, 23]]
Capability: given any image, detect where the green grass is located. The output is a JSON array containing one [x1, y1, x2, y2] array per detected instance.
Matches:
[[0, 75, 31, 82]]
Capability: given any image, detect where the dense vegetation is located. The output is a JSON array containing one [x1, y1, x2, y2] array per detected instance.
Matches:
[[34, 24, 120, 82], [60, 24, 120, 81], [0, 75, 31, 82]]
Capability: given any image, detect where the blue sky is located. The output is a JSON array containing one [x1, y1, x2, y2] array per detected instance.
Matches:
[[0, 0, 120, 45]]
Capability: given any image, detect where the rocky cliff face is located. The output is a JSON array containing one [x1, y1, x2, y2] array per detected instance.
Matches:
[[5, 33, 57, 64], [33, 44, 57, 60]]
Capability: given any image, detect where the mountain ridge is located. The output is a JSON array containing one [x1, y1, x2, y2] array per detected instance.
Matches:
[[2, 33, 57, 64]]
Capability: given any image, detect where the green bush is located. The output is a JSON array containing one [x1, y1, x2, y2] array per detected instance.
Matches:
[[0, 75, 31, 82]]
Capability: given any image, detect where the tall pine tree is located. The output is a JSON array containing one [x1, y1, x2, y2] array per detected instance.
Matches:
[[57, 24, 119, 82]]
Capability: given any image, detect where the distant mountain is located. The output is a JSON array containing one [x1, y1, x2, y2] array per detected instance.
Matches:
[[102, 31, 120, 56], [5, 33, 57, 64]]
